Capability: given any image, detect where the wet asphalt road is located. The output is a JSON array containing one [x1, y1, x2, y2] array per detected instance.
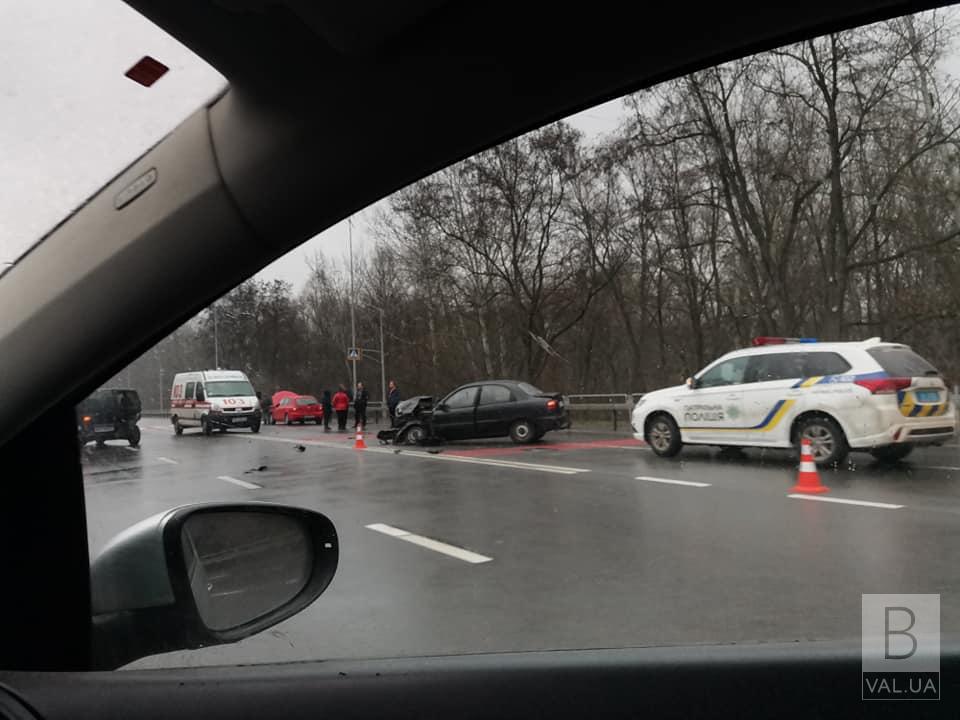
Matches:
[[80, 421, 960, 668]]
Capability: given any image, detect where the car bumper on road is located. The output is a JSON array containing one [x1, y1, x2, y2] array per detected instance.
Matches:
[[537, 414, 571, 432], [208, 411, 261, 428]]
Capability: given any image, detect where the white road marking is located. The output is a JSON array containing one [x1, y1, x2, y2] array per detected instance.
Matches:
[[417, 453, 590, 475], [366, 523, 492, 564], [217, 475, 261, 490], [212, 431, 590, 475], [156, 456, 179, 465], [787, 494, 903, 509], [124, 446, 139, 452], [635, 475, 711, 488], [913, 465, 960, 472]]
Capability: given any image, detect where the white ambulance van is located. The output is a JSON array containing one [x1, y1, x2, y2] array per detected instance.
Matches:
[[170, 370, 262, 435]]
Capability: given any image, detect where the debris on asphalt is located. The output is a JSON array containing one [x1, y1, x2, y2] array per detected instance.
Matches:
[[427, 449, 441, 454], [244, 464, 269, 473], [294, 444, 306, 452]]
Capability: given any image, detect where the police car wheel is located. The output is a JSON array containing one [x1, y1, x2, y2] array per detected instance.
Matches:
[[646, 413, 682, 457], [870, 444, 913, 463], [796, 416, 848, 466]]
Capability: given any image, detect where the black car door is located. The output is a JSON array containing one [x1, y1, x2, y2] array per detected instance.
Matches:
[[474, 384, 516, 437], [430, 387, 479, 439]]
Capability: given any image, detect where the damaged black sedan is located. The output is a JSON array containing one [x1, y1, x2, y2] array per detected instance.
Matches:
[[380, 381, 570, 445]]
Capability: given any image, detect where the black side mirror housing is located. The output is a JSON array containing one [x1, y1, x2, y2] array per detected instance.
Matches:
[[90, 502, 338, 669]]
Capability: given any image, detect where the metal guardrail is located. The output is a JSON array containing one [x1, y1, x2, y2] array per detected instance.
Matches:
[[564, 393, 642, 431]]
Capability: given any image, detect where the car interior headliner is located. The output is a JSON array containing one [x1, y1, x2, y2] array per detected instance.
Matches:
[[0, 0, 947, 445]]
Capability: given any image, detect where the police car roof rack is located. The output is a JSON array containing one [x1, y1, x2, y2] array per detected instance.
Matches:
[[752, 336, 818, 346]]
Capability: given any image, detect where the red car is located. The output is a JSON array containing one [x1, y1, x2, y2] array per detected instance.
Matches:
[[272, 393, 324, 425]]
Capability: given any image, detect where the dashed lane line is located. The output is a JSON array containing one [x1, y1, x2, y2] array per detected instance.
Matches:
[[366, 523, 492, 564], [635, 475, 711, 488], [156, 456, 179, 465], [787, 494, 903, 510], [217, 475, 262, 490]]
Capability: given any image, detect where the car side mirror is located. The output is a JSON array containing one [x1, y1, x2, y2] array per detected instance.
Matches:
[[90, 503, 338, 669], [686, 377, 699, 390]]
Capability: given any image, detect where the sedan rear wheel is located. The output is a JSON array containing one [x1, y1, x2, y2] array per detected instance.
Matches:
[[510, 419, 536, 444]]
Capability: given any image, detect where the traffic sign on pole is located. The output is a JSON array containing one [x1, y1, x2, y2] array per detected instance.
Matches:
[[347, 347, 361, 361]]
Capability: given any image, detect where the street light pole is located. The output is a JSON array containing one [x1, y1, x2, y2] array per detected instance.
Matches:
[[378, 306, 386, 411], [349, 217, 357, 391]]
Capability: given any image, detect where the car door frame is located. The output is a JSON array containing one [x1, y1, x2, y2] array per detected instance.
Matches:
[[736, 352, 804, 447], [431, 386, 480, 440], [474, 383, 517, 437], [679, 356, 750, 444]]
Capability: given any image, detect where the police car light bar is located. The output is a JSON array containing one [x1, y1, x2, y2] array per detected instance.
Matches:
[[752, 336, 818, 346]]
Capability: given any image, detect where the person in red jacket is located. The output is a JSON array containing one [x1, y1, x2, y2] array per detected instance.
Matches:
[[332, 385, 350, 432]]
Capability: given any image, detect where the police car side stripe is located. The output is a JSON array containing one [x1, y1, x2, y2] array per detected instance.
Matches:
[[800, 376, 824, 388], [682, 399, 795, 432]]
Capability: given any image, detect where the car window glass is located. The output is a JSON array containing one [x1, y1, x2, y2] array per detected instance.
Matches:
[[517, 382, 543, 396], [867, 347, 939, 376], [445, 388, 478, 409], [801, 352, 852, 376], [184, 382, 195, 400], [744, 353, 804, 383], [479, 385, 513, 405], [697, 357, 749, 388]]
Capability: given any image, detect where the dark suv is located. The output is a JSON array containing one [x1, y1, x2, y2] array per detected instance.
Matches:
[[77, 388, 142, 449]]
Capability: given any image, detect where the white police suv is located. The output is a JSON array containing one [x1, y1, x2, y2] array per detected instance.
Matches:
[[631, 337, 956, 465]]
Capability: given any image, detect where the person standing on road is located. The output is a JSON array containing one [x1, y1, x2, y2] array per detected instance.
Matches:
[[321, 389, 332, 432], [387, 380, 401, 421], [257, 391, 272, 425], [333, 385, 350, 431], [354, 382, 369, 429]]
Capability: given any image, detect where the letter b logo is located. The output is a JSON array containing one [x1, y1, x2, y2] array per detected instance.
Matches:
[[885, 606, 917, 660]]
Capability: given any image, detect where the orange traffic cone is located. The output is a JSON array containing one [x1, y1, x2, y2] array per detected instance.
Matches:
[[790, 439, 829, 494], [354, 424, 367, 450]]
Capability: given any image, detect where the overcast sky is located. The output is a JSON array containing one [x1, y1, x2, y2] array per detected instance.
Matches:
[[3, 1, 957, 289]]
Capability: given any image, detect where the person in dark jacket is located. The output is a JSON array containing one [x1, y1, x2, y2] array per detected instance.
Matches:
[[320, 389, 332, 431], [332, 386, 350, 431], [354, 382, 369, 429], [387, 380, 401, 420]]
